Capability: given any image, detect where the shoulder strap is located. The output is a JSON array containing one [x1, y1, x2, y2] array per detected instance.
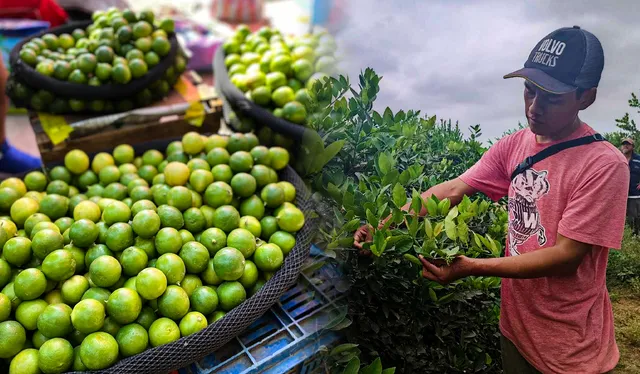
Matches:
[[510, 133, 606, 181]]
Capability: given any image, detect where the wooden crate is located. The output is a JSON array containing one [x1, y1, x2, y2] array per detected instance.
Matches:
[[28, 72, 224, 164]]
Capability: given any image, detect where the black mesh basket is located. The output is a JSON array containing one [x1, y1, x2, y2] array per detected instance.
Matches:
[[1, 137, 318, 374], [213, 47, 318, 144], [7, 20, 180, 101]]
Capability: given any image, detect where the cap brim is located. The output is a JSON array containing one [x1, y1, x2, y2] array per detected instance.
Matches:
[[504, 67, 578, 94]]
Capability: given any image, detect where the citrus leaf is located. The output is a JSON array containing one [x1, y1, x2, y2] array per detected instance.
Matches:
[[372, 230, 387, 256], [343, 357, 361, 374], [366, 209, 377, 228], [330, 343, 359, 357], [429, 288, 438, 302], [434, 222, 444, 237], [424, 218, 433, 238], [322, 139, 346, 166], [392, 182, 406, 208], [444, 218, 457, 240], [360, 357, 383, 374], [438, 198, 451, 216], [426, 196, 438, 216], [378, 152, 393, 175]]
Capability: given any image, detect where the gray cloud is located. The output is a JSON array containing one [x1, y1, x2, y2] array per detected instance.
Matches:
[[332, 0, 640, 142]]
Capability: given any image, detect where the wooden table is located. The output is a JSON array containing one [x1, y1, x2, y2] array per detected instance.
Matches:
[[27, 72, 225, 164]]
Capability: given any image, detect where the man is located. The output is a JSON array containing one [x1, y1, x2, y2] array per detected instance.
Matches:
[[354, 26, 628, 374], [620, 137, 640, 234]]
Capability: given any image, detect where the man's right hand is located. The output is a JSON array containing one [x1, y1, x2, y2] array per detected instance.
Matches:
[[353, 224, 374, 249]]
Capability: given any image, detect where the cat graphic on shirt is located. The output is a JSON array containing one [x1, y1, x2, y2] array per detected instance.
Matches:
[[508, 168, 551, 255]]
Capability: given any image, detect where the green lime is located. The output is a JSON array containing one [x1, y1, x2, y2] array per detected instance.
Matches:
[[95, 45, 114, 63], [65, 244, 86, 274], [158, 205, 184, 229], [69, 219, 99, 248], [135, 306, 156, 330], [269, 147, 290, 170], [260, 216, 279, 240], [250, 146, 271, 166], [38, 338, 74, 373], [32, 329, 49, 349], [217, 281, 247, 311], [213, 247, 245, 281], [81, 287, 111, 308], [158, 285, 190, 321], [229, 151, 254, 173], [278, 181, 296, 202], [239, 260, 259, 289], [79, 332, 119, 370], [71, 298, 105, 333], [116, 323, 148, 357], [42, 249, 76, 281], [181, 132, 205, 155], [154, 227, 182, 255], [15, 299, 48, 331], [132, 210, 161, 238], [24, 171, 47, 192], [103, 182, 129, 200], [129, 58, 148, 78], [199, 227, 227, 256], [277, 206, 305, 232], [213, 205, 240, 233], [102, 200, 131, 225], [61, 275, 90, 305], [212, 164, 233, 184], [183, 208, 206, 233], [131, 199, 156, 216], [101, 316, 121, 337], [92, 152, 116, 173], [3, 237, 31, 267], [201, 259, 223, 286], [204, 181, 233, 208], [38, 194, 69, 220], [73, 200, 101, 222], [89, 255, 122, 287], [227, 228, 256, 258], [168, 186, 192, 211], [254, 243, 284, 271], [120, 246, 149, 276], [190, 286, 218, 315], [0, 320, 25, 358], [179, 242, 210, 274], [164, 161, 190, 187], [10, 198, 39, 227], [112, 64, 132, 83], [250, 165, 273, 188], [180, 274, 202, 297], [230, 173, 257, 198], [179, 311, 207, 336], [37, 303, 73, 338], [136, 267, 167, 300], [208, 310, 226, 324], [105, 222, 134, 251], [84, 243, 113, 268], [239, 195, 265, 220], [155, 253, 186, 285], [9, 347, 40, 373], [14, 268, 46, 300], [0, 293, 10, 322], [0, 188, 20, 212], [180, 229, 195, 244], [189, 169, 213, 193], [261, 183, 285, 208], [239, 216, 262, 238], [149, 317, 180, 347], [107, 288, 142, 324]]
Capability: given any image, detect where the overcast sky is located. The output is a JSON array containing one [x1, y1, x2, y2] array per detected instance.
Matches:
[[331, 0, 640, 143]]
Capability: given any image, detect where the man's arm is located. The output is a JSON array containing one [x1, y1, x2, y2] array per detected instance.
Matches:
[[419, 233, 592, 283]]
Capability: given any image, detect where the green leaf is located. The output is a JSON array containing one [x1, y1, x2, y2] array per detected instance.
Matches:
[[366, 209, 377, 228], [457, 221, 469, 244], [395, 236, 414, 253], [330, 343, 359, 357], [344, 218, 362, 233], [426, 196, 438, 216], [433, 222, 444, 237], [321, 139, 346, 167], [424, 218, 433, 238], [403, 253, 421, 265], [378, 152, 393, 175], [399, 169, 411, 185], [381, 368, 396, 374], [408, 216, 419, 237], [446, 206, 459, 221], [444, 218, 457, 240], [360, 357, 382, 374], [410, 189, 422, 216], [343, 357, 361, 374], [438, 199, 451, 216], [429, 288, 438, 302], [372, 230, 387, 256], [392, 182, 406, 208]]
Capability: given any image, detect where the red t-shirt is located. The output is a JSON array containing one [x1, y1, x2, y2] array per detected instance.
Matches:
[[459, 122, 629, 374]]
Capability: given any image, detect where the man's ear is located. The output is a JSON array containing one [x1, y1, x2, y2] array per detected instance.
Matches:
[[579, 87, 597, 110]]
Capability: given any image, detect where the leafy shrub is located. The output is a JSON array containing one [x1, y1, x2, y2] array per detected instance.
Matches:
[[608, 226, 640, 289], [306, 69, 508, 373]]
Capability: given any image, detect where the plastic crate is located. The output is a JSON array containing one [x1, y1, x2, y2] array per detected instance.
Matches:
[[177, 245, 346, 374]]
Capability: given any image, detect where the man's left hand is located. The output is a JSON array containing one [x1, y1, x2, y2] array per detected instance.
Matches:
[[418, 255, 472, 284]]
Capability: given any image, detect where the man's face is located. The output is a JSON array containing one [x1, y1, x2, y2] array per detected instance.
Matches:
[[621, 142, 634, 155], [523, 81, 583, 136]]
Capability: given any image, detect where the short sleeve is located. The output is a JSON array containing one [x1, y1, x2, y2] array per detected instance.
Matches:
[[558, 160, 630, 249], [459, 137, 511, 202]]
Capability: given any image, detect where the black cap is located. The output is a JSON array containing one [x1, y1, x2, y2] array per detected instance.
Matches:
[[504, 26, 604, 94]]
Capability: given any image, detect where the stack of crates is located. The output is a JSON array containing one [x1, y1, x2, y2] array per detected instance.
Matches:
[[176, 245, 347, 374]]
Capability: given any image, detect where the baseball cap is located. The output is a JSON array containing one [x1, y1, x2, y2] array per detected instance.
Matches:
[[623, 138, 635, 146], [504, 25, 604, 94]]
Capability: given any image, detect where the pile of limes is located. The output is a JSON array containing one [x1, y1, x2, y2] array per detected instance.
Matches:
[[0, 131, 306, 373], [8, 7, 188, 114], [223, 25, 338, 126]]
